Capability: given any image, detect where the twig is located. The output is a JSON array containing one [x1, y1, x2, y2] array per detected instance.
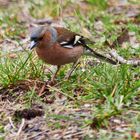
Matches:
[[16, 118, 25, 136], [28, 130, 49, 139], [8, 117, 16, 129], [109, 49, 140, 66], [38, 83, 46, 96], [33, 19, 52, 25], [48, 85, 75, 100]]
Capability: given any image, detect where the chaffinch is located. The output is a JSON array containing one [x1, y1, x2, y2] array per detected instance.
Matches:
[[29, 25, 117, 82]]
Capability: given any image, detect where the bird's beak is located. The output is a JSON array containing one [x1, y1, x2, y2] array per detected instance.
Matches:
[[29, 41, 38, 50]]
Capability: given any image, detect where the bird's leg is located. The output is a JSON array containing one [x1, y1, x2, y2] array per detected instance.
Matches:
[[65, 60, 79, 79], [51, 65, 61, 83]]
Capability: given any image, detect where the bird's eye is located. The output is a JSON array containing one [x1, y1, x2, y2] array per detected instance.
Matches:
[[30, 36, 43, 41], [30, 37, 38, 41]]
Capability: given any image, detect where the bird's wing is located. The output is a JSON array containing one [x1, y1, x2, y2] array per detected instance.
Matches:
[[54, 27, 117, 64], [55, 27, 94, 49]]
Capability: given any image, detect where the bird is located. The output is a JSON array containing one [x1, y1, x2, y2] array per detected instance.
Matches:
[[29, 25, 117, 83]]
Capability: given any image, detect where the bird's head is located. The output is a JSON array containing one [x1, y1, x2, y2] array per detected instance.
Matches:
[[29, 26, 47, 49]]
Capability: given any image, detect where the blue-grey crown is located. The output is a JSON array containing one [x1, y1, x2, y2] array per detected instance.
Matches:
[[30, 26, 45, 41]]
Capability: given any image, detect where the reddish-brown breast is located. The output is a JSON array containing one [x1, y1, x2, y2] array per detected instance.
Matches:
[[36, 42, 84, 65]]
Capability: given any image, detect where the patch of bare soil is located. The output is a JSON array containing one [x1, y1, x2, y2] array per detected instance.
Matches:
[[0, 80, 134, 139], [0, 80, 94, 139]]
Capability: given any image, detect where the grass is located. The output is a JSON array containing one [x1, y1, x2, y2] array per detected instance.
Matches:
[[0, 52, 45, 86], [0, 0, 140, 139]]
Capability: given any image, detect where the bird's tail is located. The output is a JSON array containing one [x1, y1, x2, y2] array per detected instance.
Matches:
[[84, 46, 117, 65]]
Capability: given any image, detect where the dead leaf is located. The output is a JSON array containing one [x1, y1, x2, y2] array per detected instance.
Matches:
[[131, 131, 140, 139], [107, 0, 128, 6], [109, 28, 130, 48], [9, 53, 18, 59]]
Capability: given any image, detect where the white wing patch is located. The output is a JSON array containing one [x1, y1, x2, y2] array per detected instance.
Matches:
[[62, 45, 74, 49], [74, 35, 81, 45], [60, 35, 82, 49], [60, 41, 68, 45]]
